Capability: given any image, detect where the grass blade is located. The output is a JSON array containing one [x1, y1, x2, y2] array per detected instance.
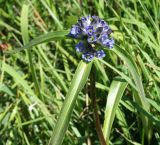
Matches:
[[113, 45, 152, 142], [49, 60, 92, 145], [21, 4, 42, 98], [103, 80, 127, 144], [6, 30, 69, 53]]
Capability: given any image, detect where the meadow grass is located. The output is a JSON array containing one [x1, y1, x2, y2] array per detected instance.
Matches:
[[0, 0, 160, 145]]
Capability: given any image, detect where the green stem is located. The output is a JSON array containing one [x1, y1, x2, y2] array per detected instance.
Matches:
[[90, 64, 107, 145]]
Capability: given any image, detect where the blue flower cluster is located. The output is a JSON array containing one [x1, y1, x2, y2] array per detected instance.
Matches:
[[68, 16, 114, 62]]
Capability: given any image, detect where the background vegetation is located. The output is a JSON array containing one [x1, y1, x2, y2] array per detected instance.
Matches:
[[0, 0, 160, 145]]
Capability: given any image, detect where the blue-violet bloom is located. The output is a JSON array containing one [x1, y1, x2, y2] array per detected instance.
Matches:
[[68, 15, 114, 62]]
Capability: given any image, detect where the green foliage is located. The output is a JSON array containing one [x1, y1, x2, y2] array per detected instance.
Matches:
[[0, 0, 160, 145]]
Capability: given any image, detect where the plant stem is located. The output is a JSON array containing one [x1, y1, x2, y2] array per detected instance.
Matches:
[[90, 64, 107, 145]]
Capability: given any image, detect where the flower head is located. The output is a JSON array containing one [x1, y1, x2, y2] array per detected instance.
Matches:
[[68, 15, 114, 62]]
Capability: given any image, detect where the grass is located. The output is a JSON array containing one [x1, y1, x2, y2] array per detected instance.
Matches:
[[0, 0, 160, 145]]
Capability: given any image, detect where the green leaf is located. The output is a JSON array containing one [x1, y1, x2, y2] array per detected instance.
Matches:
[[116, 107, 131, 139], [147, 98, 160, 113], [113, 45, 152, 142], [21, 4, 29, 44], [100, 59, 136, 90], [103, 80, 127, 144], [21, 4, 42, 98], [6, 30, 69, 53], [0, 83, 14, 96], [129, 100, 160, 127], [113, 45, 149, 108], [49, 60, 92, 145]]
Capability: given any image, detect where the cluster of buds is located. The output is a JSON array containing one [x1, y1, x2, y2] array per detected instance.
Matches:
[[68, 16, 114, 62]]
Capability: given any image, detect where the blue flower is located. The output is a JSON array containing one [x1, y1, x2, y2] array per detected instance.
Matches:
[[85, 26, 95, 36], [75, 42, 86, 53], [78, 16, 91, 27], [82, 53, 94, 62], [68, 25, 81, 38], [98, 33, 108, 43], [95, 50, 106, 58], [88, 35, 97, 43], [101, 38, 115, 49], [68, 15, 114, 62]]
